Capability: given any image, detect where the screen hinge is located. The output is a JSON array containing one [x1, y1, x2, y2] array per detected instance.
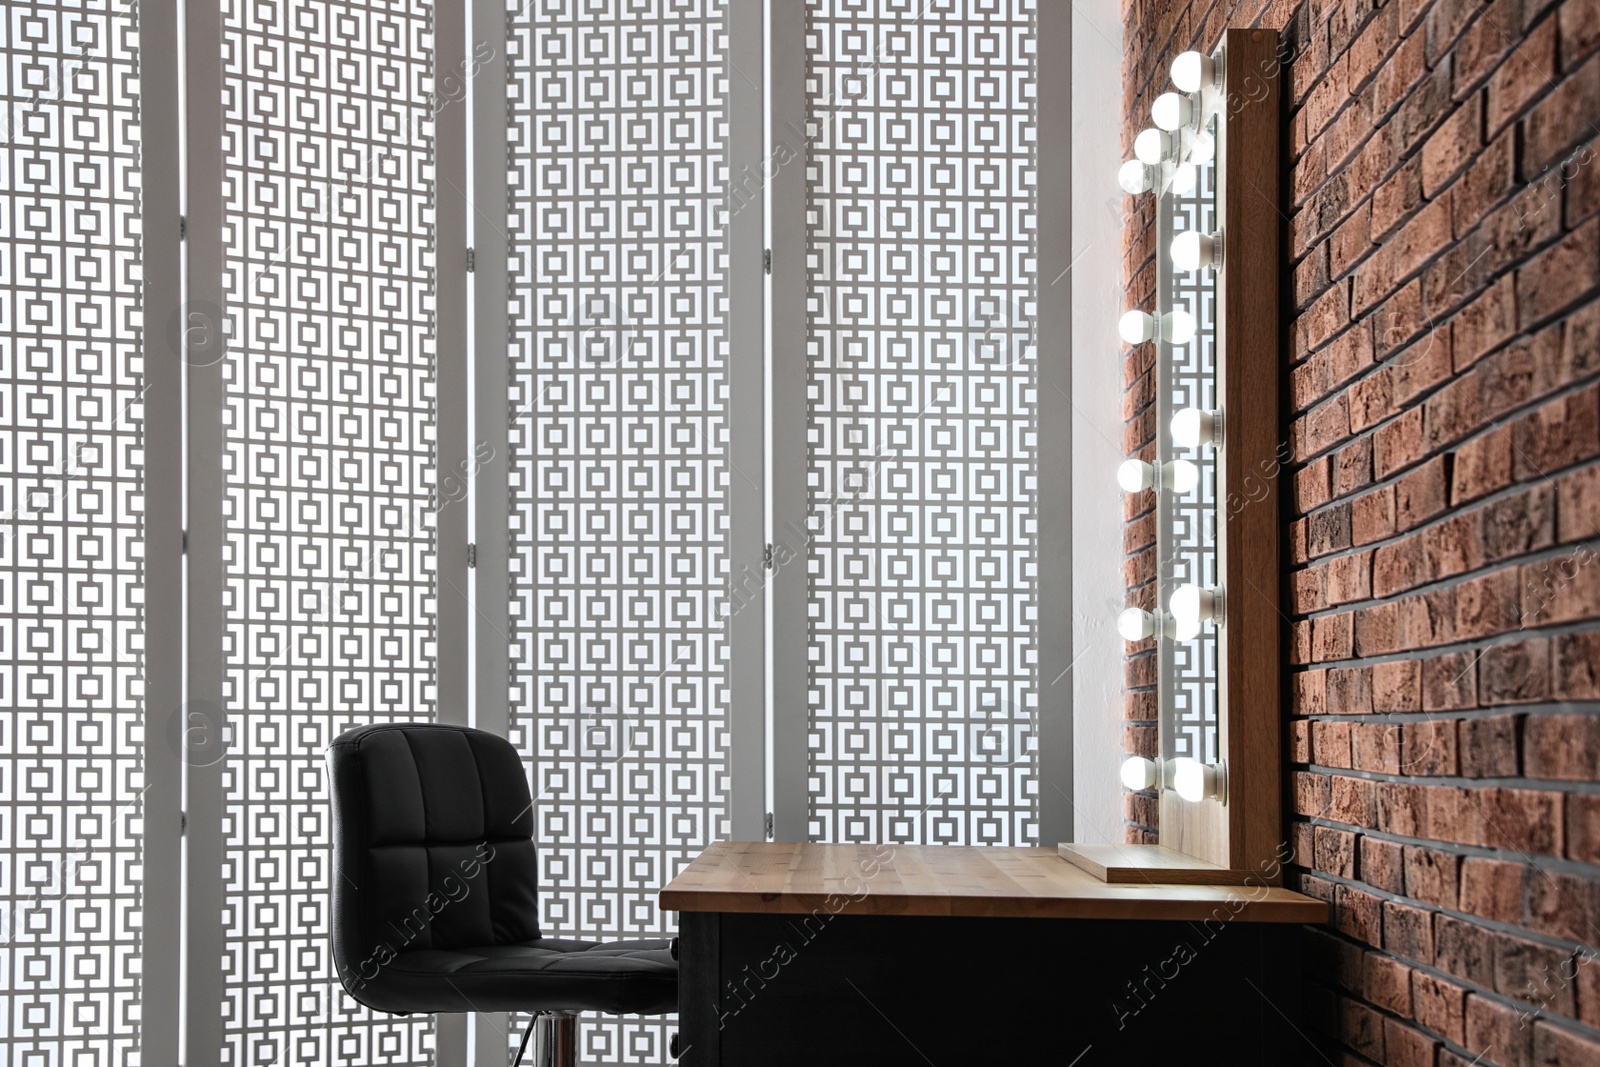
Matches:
[[181, 529, 187, 554], [764, 812, 774, 840], [763, 248, 772, 275], [180, 811, 187, 836], [466, 247, 476, 273], [763, 543, 774, 570], [179, 215, 186, 241], [467, 543, 477, 568]]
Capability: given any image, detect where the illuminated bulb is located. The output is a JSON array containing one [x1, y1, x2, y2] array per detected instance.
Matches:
[[1166, 308, 1197, 345], [1117, 459, 1155, 493], [1168, 458, 1200, 494], [1121, 756, 1160, 791], [1118, 607, 1158, 642], [1134, 128, 1172, 165], [1171, 757, 1226, 803], [1190, 129, 1216, 165], [1117, 459, 1198, 495], [1171, 162, 1198, 195], [1171, 407, 1221, 448], [1171, 230, 1221, 272], [1170, 584, 1224, 639], [1119, 159, 1155, 195], [1152, 91, 1194, 131], [1119, 310, 1156, 345], [1171, 51, 1217, 93]]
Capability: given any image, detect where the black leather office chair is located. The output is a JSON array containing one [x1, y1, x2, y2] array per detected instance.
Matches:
[[327, 723, 678, 1066]]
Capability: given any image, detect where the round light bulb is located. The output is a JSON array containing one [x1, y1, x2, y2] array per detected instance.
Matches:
[[1133, 128, 1171, 165], [1171, 407, 1220, 448], [1171, 230, 1220, 272], [1117, 459, 1153, 493], [1168, 459, 1200, 495], [1170, 162, 1198, 195], [1152, 91, 1194, 131], [1165, 308, 1197, 345], [1171, 757, 1225, 803], [1121, 756, 1160, 791], [1171, 51, 1216, 93], [1170, 584, 1223, 639], [1118, 607, 1155, 642], [1118, 159, 1154, 195], [1190, 129, 1216, 165], [1119, 310, 1156, 345]]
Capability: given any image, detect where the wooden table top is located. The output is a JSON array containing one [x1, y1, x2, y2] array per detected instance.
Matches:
[[660, 841, 1327, 924]]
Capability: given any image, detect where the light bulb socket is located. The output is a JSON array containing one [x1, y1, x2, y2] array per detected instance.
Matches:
[[1117, 459, 1197, 495]]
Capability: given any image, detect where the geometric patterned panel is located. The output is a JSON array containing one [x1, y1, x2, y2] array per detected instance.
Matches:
[[507, 1, 731, 1062], [218, 1, 437, 1063], [0, 6, 143, 1066], [803, 0, 1039, 846], [1159, 119, 1220, 766]]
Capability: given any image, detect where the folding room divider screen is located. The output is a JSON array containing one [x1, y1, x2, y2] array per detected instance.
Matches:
[[0, 2, 1068, 1065]]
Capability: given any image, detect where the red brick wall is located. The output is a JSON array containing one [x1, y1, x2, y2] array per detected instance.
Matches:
[[1120, 0, 1600, 1060]]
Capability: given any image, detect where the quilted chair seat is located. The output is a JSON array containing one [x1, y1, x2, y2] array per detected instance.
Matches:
[[327, 723, 676, 1016]]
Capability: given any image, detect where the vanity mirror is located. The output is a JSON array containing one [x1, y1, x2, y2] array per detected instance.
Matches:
[[1063, 29, 1283, 884]]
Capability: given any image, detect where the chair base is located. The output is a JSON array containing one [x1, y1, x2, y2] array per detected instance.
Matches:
[[520, 1014, 576, 1067]]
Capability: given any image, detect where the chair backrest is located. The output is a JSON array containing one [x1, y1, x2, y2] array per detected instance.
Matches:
[[327, 723, 542, 1002]]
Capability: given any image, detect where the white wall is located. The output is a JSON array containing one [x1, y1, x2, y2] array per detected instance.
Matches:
[[1071, 0, 1131, 844]]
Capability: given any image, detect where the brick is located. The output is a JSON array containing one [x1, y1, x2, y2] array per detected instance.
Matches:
[[1510, 383, 1600, 479], [1425, 184, 1562, 319], [1308, 505, 1354, 557], [1354, 195, 1454, 314], [1374, 660, 1422, 712], [1403, 717, 1459, 776], [1422, 93, 1481, 195], [1465, 993, 1533, 1067], [1459, 713, 1521, 777], [1340, 994, 1386, 1060], [1568, 138, 1600, 228], [1296, 456, 1332, 512], [1314, 719, 1354, 767], [1372, 155, 1424, 241], [1405, 846, 1460, 908], [1534, 1022, 1600, 1067], [1349, 367, 1395, 431], [1560, 0, 1600, 69], [1517, 218, 1600, 328], [1422, 651, 1479, 710], [1392, 327, 1456, 406], [1460, 857, 1525, 924], [1425, 513, 1484, 581], [1296, 770, 1332, 817], [1579, 950, 1600, 1028], [1480, 484, 1554, 561], [1375, 406, 1427, 477], [1383, 1018, 1437, 1067], [1331, 774, 1379, 826], [1351, 486, 1396, 544], [1525, 715, 1600, 780], [1336, 883, 1384, 946], [1379, 781, 1430, 837], [1496, 934, 1575, 1015], [1355, 602, 1401, 655], [1487, 13, 1558, 135], [1330, 201, 1373, 278], [1334, 436, 1375, 494], [1291, 718, 1313, 763], [1553, 631, 1600, 698], [1453, 126, 1518, 236], [1437, 915, 1496, 986], [1395, 455, 1450, 530], [1385, 900, 1435, 961], [1367, 953, 1414, 1014], [1451, 429, 1513, 503], [1313, 612, 1355, 660], [1529, 871, 1600, 944], [1557, 464, 1600, 541], [1523, 54, 1600, 178], [1413, 971, 1468, 1044], [1359, 834, 1405, 892], [1457, 567, 1523, 638], [1451, 275, 1518, 373], [1401, 586, 1460, 647], [1328, 551, 1374, 604], [1480, 787, 1564, 855], [1329, 666, 1374, 715], [1375, 536, 1427, 597], [1315, 825, 1359, 878], [1523, 546, 1600, 624], [1353, 721, 1403, 774], [1480, 639, 1551, 704]]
